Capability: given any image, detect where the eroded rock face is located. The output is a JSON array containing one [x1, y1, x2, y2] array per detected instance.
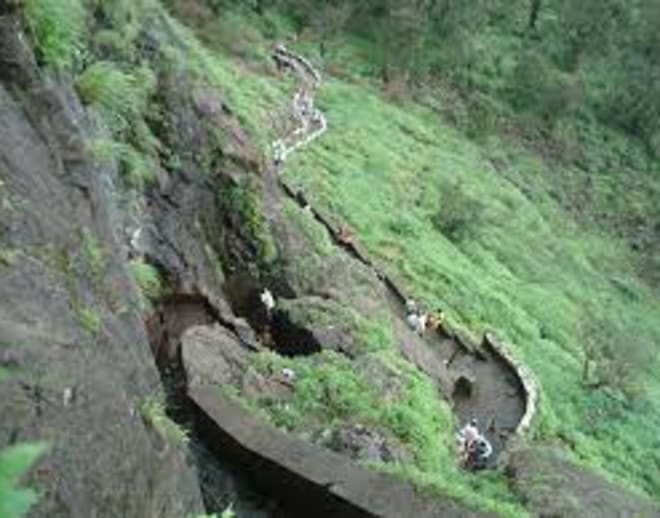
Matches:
[[182, 324, 249, 388], [0, 14, 203, 518], [182, 324, 293, 402]]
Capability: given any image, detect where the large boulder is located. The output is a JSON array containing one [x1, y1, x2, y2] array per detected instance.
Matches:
[[181, 324, 292, 402], [182, 324, 249, 388]]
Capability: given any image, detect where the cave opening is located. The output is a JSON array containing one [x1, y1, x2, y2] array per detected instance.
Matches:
[[223, 271, 321, 357]]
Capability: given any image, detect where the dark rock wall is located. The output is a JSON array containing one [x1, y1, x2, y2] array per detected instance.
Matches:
[[0, 13, 203, 517]]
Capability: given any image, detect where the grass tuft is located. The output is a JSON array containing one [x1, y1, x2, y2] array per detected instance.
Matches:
[[23, 0, 86, 70], [140, 394, 188, 446], [76, 306, 101, 336], [129, 259, 162, 310], [76, 61, 152, 132]]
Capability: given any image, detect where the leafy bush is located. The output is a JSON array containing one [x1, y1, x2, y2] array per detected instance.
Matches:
[[431, 182, 485, 242], [0, 443, 48, 518], [23, 0, 86, 70]]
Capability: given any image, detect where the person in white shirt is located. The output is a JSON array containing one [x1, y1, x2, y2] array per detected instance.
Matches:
[[260, 288, 275, 319]]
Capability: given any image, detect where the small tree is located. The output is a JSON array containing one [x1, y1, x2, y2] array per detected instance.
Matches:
[[431, 182, 484, 242], [580, 315, 653, 400]]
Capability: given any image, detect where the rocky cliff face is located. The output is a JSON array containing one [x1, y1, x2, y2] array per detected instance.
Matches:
[[0, 8, 207, 517], [0, 4, 396, 515]]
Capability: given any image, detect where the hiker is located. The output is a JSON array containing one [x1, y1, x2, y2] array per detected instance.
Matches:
[[470, 436, 493, 469], [456, 418, 480, 452], [273, 140, 286, 165], [427, 308, 445, 332], [463, 435, 492, 471], [405, 299, 418, 315], [405, 298, 428, 335], [337, 225, 354, 245], [272, 43, 294, 73], [281, 367, 296, 382], [406, 311, 428, 336], [456, 419, 493, 470], [260, 288, 275, 318]]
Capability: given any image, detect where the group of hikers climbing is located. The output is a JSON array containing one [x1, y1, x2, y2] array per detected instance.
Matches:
[[405, 299, 444, 336], [456, 418, 493, 471]]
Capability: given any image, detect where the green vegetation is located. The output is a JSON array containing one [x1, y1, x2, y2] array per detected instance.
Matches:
[[0, 249, 19, 267], [282, 74, 660, 498], [129, 259, 163, 310], [17, 0, 660, 513], [23, 0, 86, 70], [165, 1, 660, 510], [77, 62, 155, 133], [76, 306, 101, 335], [76, 60, 159, 187], [242, 349, 525, 515], [219, 181, 278, 264], [140, 394, 189, 446], [80, 228, 105, 279], [24, 0, 159, 190], [192, 504, 235, 518], [431, 182, 485, 242], [0, 442, 48, 518]]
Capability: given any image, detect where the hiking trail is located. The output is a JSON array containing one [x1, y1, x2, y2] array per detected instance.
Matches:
[[266, 45, 536, 464]]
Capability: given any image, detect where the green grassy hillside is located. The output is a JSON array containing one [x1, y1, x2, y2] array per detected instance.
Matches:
[[284, 75, 660, 497], [173, 5, 660, 502]]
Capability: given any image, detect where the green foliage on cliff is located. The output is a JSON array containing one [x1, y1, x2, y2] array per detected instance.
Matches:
[[0, 443, 48, 518], [23, 0, 85, 69]]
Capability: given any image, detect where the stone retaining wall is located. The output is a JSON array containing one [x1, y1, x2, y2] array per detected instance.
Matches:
[[483, 333, 539, 437]]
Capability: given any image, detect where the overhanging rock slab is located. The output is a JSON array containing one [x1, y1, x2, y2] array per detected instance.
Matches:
[[189, 385, 491, 518]]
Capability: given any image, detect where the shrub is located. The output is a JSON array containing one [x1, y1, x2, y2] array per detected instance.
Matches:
[[580, 313, 654, 401], [431, 182, 485, 242], [0, 442, 48, 518], [23, 0, 86, 70]]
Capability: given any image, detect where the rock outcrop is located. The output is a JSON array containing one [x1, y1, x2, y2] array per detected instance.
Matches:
[[0, 11, 203, 517]]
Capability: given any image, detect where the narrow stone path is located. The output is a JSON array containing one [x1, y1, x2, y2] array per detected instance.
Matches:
[[267, 45, 530, 463]]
